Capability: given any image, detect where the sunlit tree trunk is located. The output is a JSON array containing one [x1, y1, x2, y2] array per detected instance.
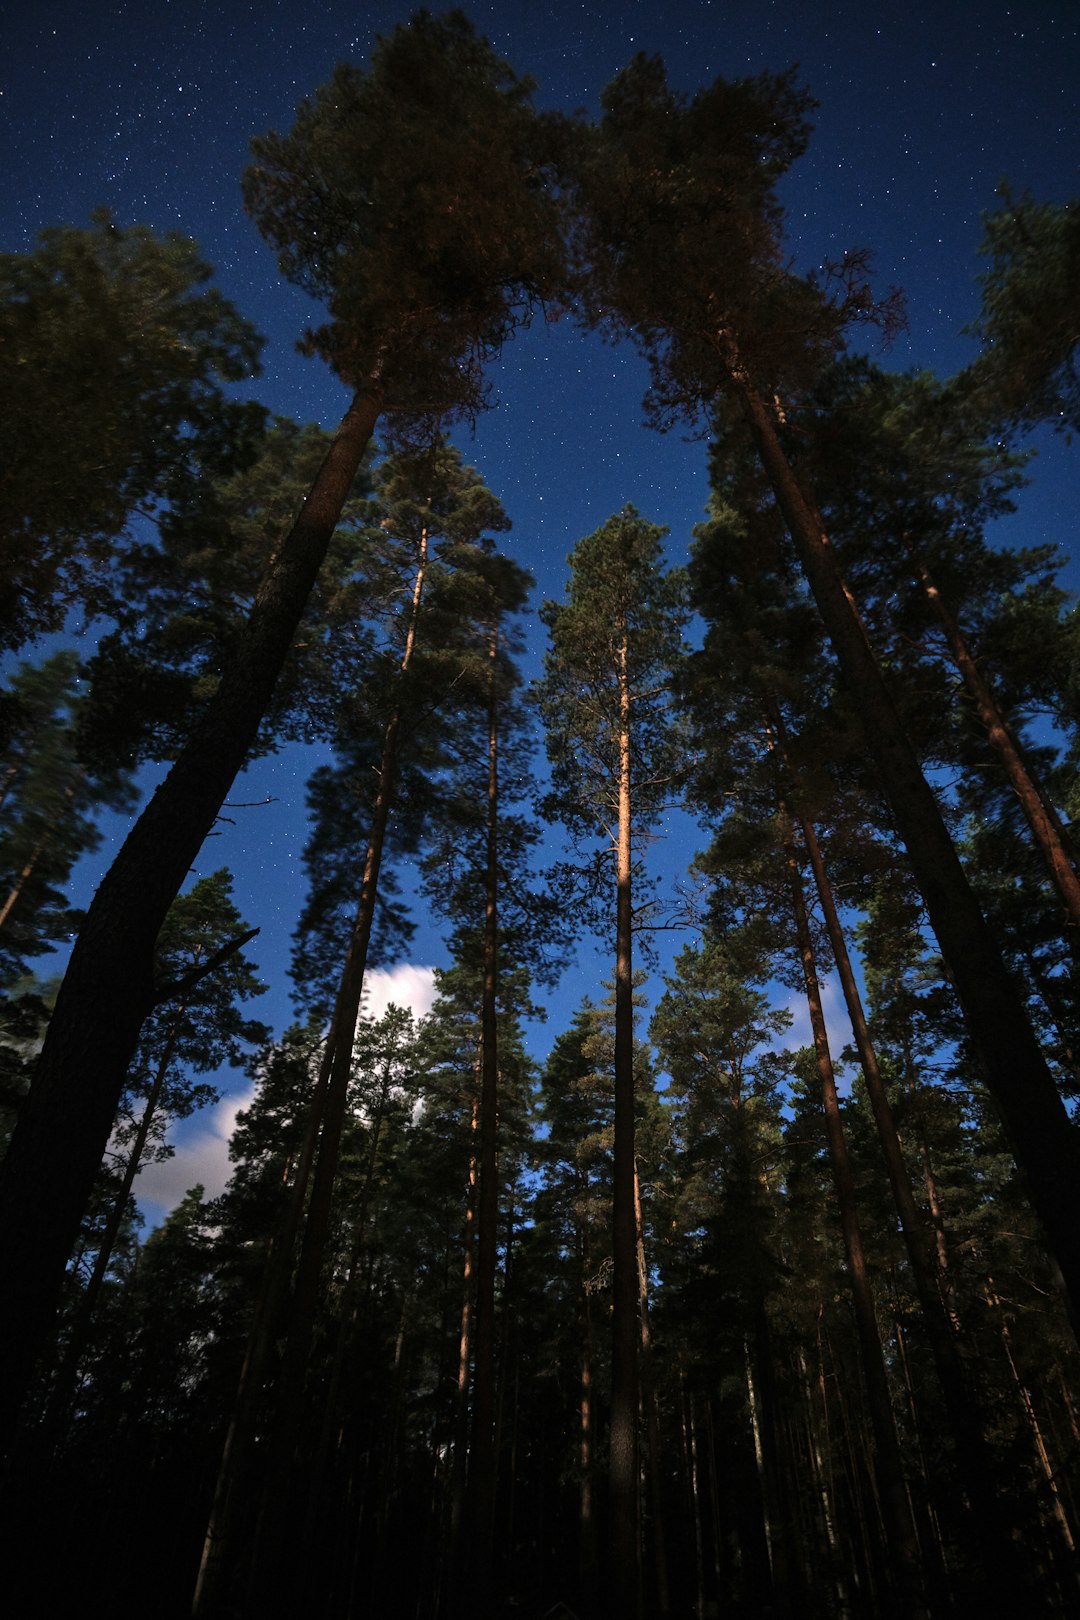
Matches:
[[610, 617, 640, 1619]]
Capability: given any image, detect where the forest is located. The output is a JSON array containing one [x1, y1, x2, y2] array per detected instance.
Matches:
[[2, 10, 1080, 1618]]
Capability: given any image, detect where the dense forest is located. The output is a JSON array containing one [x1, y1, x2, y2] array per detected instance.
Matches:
[[3, 11, 1080, 1618]]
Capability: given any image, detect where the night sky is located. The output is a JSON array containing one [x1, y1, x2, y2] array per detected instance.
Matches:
[[4, 0, 1078, 1217]]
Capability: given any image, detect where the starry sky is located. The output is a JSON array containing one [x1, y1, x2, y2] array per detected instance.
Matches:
[[4, 0, 1078, 1214]]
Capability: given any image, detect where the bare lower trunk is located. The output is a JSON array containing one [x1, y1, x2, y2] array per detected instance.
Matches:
[[450, 1091, 480, 1553], [578, 1197, 598, 1604], [789, 787, 1030, 1602], [609, 621, 640, 1619], [466, 623, 502, 1600], [783, 819, 927, 1619], [635, 1164, 669, 1615]]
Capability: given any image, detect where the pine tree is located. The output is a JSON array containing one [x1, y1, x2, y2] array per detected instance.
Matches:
[[0, 12, 564, 1451], [538, 506, 687, 1619], [0, 213, 265, 653], [561, 53, 1080, 1337]]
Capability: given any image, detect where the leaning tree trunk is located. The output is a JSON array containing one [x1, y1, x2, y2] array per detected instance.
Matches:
[[197, 512, 430, 1619], [0, 383, 382, 1456], [914, 553, 1080, 930], [782, 815, 928, 1620], [792, 791, 1034, 1608], [726, 356, 1080, 1339], [609, 618, 640, 1620]]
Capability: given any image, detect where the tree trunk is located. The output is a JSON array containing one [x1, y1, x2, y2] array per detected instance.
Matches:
[[915, 555, 1080, 930], [635, 1163, 669, 1616], [729, 360, 1080, 1339], [782, 818, 928, 1619], [242, 525, 433, 1609], [578, 1185, 598, 1607], [465, 621, 502, 1601], [450, 1088, 480, 1559], [0, 778, 77, 934], [0, 384, 382, 1456], [786, 779, 1032, 1603], [609, 618, 640, 1619], [47, 1012, 187, 1436]]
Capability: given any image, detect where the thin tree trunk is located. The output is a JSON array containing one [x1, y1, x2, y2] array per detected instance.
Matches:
[[726, 357, 1080, 1338], [782, 818, 928, 1619], [273, 518, 431, 1433], [786, 779, 1031, 1603], [450, 1089, 481, 1557], [291, 1055, 397, 1612], [916, 555, 1080, 929], [635, 1163, 669, 1616], [578, 1189, 598, 1607], [196, 431, 432, 1620], [465, 622, 502, 1599], [0, 838, 49, 934], [244, 533, 433, 1609], [0, 384, 382, 1456], [609, 618, 640, 1619], [47, 1012, 187, 1435], [0, 778, 77, 933], [687, 1390, 706, 1620], [989, 1283, 1079, 1559]]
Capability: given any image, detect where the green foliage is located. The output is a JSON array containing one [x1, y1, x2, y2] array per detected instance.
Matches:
[[0, 212, 265, 650], [243, 10, 564, 423], [962, 188, 1080, 436], [561, 54, 898, 429], [0, 651, 138, 986], [538, 504, 688, 854], [289, 441, 533, 1015], [108, 869, 269, 1177], [78, 415, 377, 766]]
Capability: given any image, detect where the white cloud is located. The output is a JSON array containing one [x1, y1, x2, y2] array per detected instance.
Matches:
[[135, 964, 439, 1229], [771, 972, 856, 1094], [135, 1084, 255, 1228], [360, 962, 438, 1024]]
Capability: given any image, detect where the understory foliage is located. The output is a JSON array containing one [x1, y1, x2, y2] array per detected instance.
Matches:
[[3, 13, 1080, 1620]]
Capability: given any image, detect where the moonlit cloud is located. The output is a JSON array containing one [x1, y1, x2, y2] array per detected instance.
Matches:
[[135, 965, 439, 1228]]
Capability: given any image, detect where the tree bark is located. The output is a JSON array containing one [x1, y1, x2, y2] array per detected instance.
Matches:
[[465, 621, 502, 1599], [785, 778, 1031, 1602], [915, 555, 1080, 930], [0, 778, 77, 934], [240, 524, 435, 1615], [609, 619, 640, 1619], [46, 1012, 186, 1436], [635, 1163, 669, 1616], [728, 360, 1080, 1339], [782, 819, 928, 1619], [0, 383, 382, 1457]]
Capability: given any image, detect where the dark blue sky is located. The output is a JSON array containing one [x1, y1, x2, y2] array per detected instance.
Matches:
[[4, 0, 1078, 1212]]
